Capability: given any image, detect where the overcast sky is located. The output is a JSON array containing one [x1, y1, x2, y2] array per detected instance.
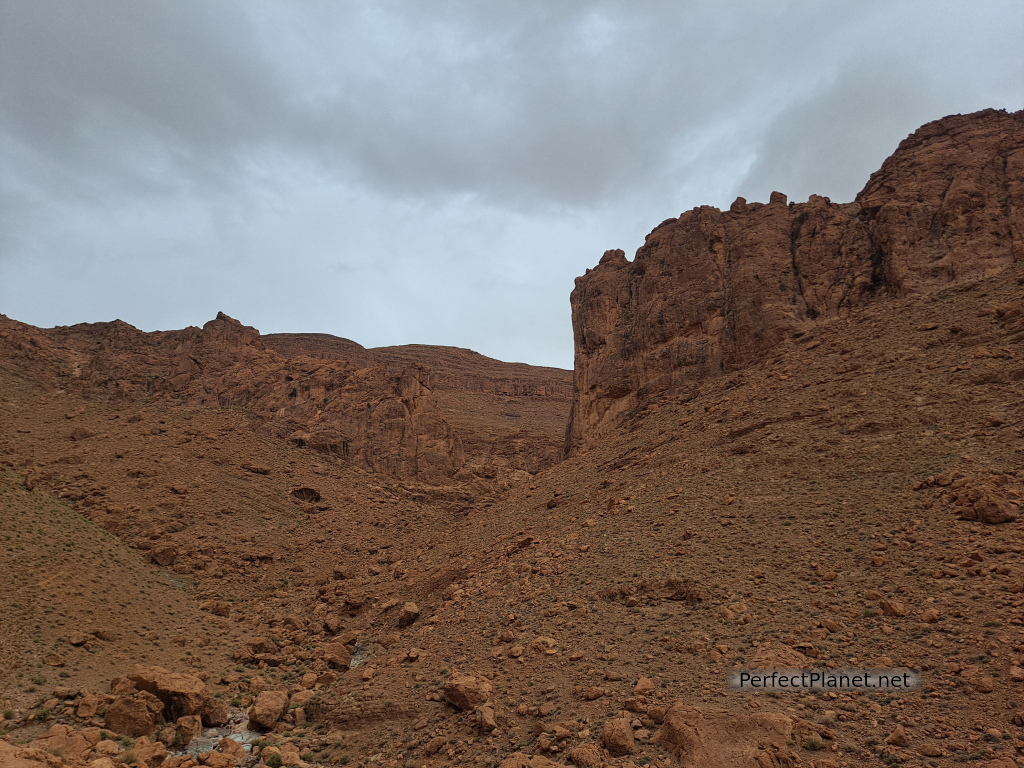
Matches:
[[1, 1, 1021, 368]]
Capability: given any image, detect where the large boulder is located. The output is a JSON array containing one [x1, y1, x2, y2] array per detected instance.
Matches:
[[602, 717, 635, 756], [443, 672, 493, 710], [657, 702, 796, 768], [105, 690, 164, 737], [246, 690, 289, 730], [126, 664, 227, 726]]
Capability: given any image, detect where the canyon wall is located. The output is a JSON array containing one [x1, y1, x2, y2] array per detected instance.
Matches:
[[567, 108, 1024, 451], [0, 312, 465, 482]]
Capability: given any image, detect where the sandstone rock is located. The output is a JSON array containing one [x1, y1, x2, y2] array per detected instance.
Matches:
[[475, 703, 497, 732], [247, 690, 289, 730], [105, 690, 164, 737], [398, 601, 420, 627], [443, 672, 493, 710], [217, 737, 246, 759], [957, 486, 1020, 524], [151, 544, 177, 566], [126, 665, 225, 726], [279, 742, 303, 766], [78, 693, 107, 719], [634, 676, 656, 696], [920, 608, 941, 623], [423, 736, 447, 756], [203, 698, 230, 727], [69, 631, 94, 646], [981, 759, 1018, 768], [884, 724, 910, 746], [199, 751, 234, 768], [321, 641, 352, 669], [657, 702, 795, 768], [176, 715, 203, 744], [879, 599, 910, 618], [133, 735, 168, 766], [970, 675, 997, 693], [602, 717, 635, 756], [568, 743, 603, 768], [748, 641, 808, 668], [30, 724, 95, 762], [567, 109, 1024, 451], [93, 740, 121, 756]]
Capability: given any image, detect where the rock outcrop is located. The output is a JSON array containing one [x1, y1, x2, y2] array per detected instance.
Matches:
[[0, 312, 464, 481], [265, 335, 573, 482], [567, 108, 1024, 450]]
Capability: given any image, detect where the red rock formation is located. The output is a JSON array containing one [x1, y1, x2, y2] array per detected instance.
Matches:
[[0, 312, 464, 481], [266, 334, 573, 483], [568, 108, 1024, 451]]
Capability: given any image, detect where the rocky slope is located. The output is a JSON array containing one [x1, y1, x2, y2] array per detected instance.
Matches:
[[3, 108, 1024, 768], [568, 108, 1024, 451], [4, 254, 1023, 768]]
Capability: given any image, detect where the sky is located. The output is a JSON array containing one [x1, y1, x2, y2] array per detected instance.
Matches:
[[1, 1, 1021, 369]]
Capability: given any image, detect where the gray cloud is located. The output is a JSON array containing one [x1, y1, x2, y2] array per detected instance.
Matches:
[[1, 0, 1021, 367]]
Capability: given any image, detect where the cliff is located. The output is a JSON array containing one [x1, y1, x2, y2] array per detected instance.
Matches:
[[264, 334, 573, 483], [567, 108, 1024, 451], [0, 312, 464, 482]]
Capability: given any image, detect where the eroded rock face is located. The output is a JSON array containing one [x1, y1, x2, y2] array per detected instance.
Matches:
[[0, 312, 464, 482], [568, 109, 1024, 450]]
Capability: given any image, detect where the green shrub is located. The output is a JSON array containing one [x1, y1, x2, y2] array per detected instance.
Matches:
[[803, 736, 826, 751]]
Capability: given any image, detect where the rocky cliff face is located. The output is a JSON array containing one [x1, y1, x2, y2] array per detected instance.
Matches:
[[264, 334, 573, 484], [567, 108, 1024, 451], [0, 312, 464, 481]]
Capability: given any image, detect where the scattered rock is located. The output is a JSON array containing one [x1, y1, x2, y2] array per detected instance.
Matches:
[[885, 724, 910, 746], [568, 743, 603, 768]]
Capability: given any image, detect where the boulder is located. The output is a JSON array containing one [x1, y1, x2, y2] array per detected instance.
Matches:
[[657, 702, 795, 768], [126, 664, 226, 726], [105, 690, 164, 737], [602, 717, 635, 756], [398, 601, 420, 627], [246, 690, 289, 730], [443, 672, 493, 710]]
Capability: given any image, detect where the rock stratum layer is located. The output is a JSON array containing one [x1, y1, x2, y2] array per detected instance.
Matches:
[[568, 108, 1024, 450], [0, 312, 464, 482], [264, 334, 572, 481]]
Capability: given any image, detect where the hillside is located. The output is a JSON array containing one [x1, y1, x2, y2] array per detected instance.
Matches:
[[1, 108, 1022, 768]]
